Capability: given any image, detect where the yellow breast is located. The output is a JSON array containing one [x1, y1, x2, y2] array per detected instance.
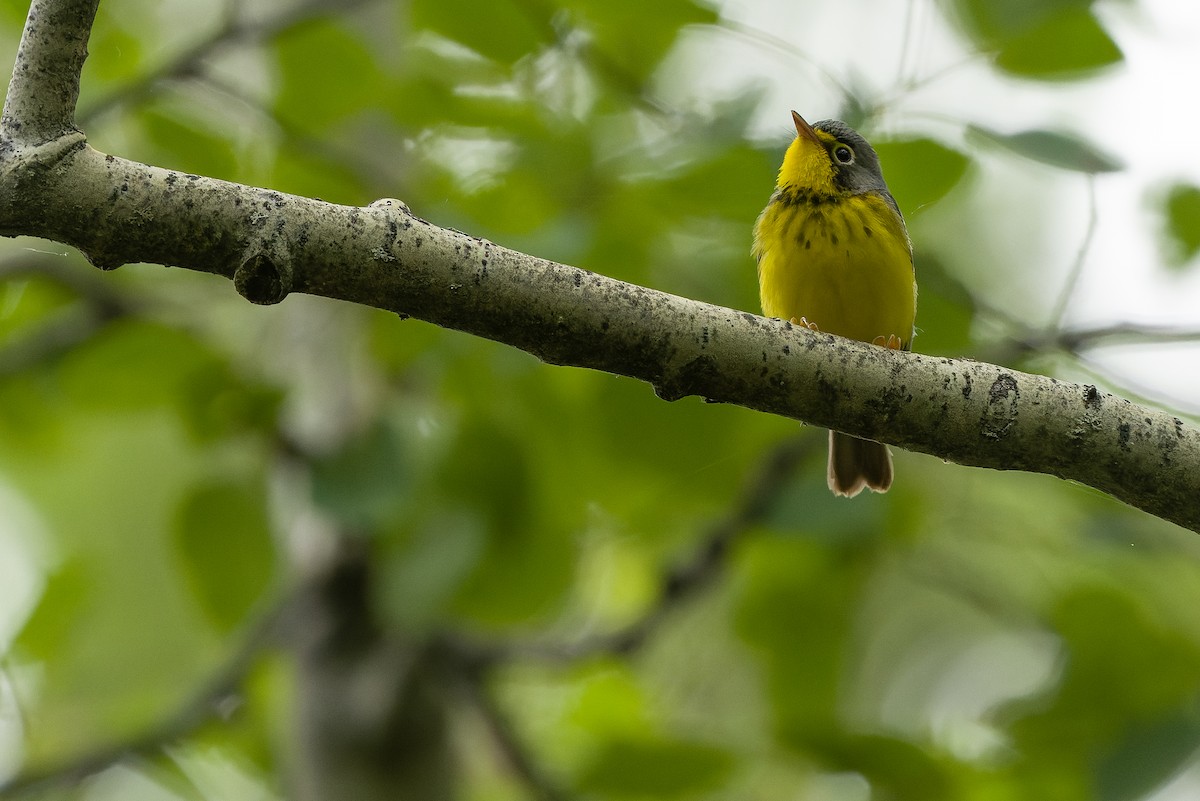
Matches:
[[753, 190, 916, 347]]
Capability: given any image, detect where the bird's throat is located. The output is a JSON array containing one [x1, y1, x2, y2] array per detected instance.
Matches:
[[777, 135, 836, 195]]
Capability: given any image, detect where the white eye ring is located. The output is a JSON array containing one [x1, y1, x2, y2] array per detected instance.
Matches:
[[833, 145, 854, 164]]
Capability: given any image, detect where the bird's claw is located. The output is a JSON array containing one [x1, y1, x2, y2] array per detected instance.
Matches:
[[791, 316, 821, 332]]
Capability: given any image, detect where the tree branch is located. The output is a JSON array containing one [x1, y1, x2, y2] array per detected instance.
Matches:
[[2, 1, 1198, 532], [0, 0, 96, 147]]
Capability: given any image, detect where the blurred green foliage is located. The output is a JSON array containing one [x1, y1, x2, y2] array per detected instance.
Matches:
[[967, 125, 1123, 174], [1161, 183, 1200, 269], [945, 0, 1122, 79], [2, 0, 1200, 799]]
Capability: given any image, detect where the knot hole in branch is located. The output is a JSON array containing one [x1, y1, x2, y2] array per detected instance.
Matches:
[[235, 252, 291, 305]]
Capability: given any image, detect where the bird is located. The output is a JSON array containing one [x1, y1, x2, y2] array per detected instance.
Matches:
[[753, 111, 917, 497]]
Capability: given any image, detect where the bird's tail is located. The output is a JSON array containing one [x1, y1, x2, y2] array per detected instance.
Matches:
[[827, 430, 893, 497]]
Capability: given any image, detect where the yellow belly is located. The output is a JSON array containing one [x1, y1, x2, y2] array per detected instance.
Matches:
[[754, 192, 916, 347]]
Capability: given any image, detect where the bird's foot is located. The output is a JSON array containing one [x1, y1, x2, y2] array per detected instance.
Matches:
[[872, 334, 904, 350], [791, 316, 821, 332]]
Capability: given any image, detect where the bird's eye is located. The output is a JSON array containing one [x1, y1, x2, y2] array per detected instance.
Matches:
[[833, 145, 854, 164]]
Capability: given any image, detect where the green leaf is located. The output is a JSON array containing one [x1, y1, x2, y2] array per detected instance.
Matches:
[[560, 0, 718, 84], [409, 0, 547, 63], [994, 7, 1122, 79], [950, 0, 1095, 44], [271, 141, 370, 207], [82, 9, 145, 84], [734, 538, 861, 743], [179, 366, 282, 443], [576, 738, 735, 797], [908, 253, 976, 355], [13, 560, 90, 661], [1002, 584, 1200, 763], [947, 1, 1120, 80], [56, 319, 227, 411], [967, 125, 1122, 173], [376, 511, 485, 632], [140, 106, 238, 179], [658, 143, 777, 220], [274, 19, 384, 129], [1095, 713, 1200, 801], [567, 662, 653, 737], [174, 481, 276, 632], [445, 418, 573, 625], [816, 734, 956, 801], [1159, 183, 1200, 269], [0, 275, 78, 343], [311, 418, 411, 528], [873, 138, 970, 214]]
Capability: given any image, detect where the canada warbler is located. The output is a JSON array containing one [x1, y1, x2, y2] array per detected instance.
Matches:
[[753, 111, 917, 497]]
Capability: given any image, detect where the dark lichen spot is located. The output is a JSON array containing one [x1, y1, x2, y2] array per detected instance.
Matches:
[[1083, 384, 1101, 407], [1118, 422, 1131, 450], [982, 373, 1019, 440]]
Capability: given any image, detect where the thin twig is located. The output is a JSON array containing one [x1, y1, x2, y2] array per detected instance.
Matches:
[[1049, 176, 1098, 329], [1073, 353, 1200, 420], [454, 657, 572, 801], [1058, 323, 1200, 350], [896, 0, 920, 90], [717, 18, 851, 102], [976, 299, 1200, 361], [509, 434, 820, 662]]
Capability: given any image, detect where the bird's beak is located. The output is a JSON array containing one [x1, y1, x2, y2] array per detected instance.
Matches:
[[791, 111, 822, 146]]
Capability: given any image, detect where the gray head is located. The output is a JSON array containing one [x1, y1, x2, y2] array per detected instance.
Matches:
[[809, 118, 890, 196]]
